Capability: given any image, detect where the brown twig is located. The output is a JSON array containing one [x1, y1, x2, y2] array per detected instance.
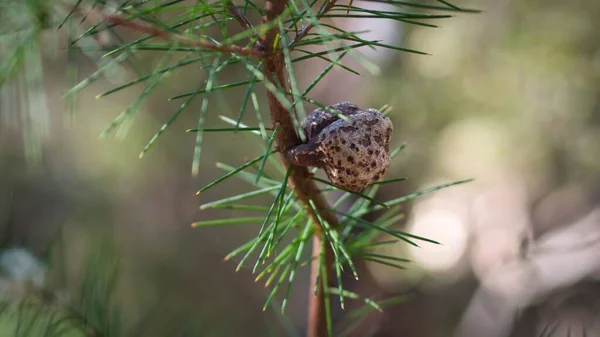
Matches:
[[75, 5, 265, 57], [307, 236, 334, 337], [260, 1, 339, 336], [226, 0, 255, 32]]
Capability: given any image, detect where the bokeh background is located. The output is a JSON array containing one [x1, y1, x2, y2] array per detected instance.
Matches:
[[2, 0, 600, 336]]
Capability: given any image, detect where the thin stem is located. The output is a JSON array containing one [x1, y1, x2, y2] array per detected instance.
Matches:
[[226, 0, 255, 32], [307, 235, 334, 337]]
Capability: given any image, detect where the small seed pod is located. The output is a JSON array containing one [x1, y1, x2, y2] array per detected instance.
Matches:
[[288, 102, 393, 192]]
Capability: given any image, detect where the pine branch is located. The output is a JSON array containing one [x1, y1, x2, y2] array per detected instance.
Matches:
[[74, 4, 265, 57], [3, 1, 475, 335], [259, 0, 337, 335]]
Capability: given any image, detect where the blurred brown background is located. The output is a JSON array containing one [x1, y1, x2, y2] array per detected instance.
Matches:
[[1, 0, 600, 336]]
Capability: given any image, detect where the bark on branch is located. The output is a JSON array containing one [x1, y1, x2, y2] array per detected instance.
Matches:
[[260, 1, 338, 336]]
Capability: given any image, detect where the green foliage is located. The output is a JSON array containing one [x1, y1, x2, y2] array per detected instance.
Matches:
[[0, 234, 125, 336], [203, 128, 471, 319], [0, 301, 85, 337], [1, 0, 477, 165]]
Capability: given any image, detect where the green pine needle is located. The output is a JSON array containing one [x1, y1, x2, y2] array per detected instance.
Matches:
[[140, 78, 204, 158], [320, 241, 334, 337], [191, 56, 224, 176], [253, 168, 292, 271], [235, 67, 263, 135], [96, 54, 211, 99], [281, 220, 313, 313], [263, 265, 291, 311], [360, 256, 407, 270], [390, 143, 407, 159], [371, 177, 407, 185], [186, 127, 273, 132], [64, 52, 130, 99], [100, 47, 177, 139], [365, 178, 474, 214], [169, 80, 255, 100], [212, 204, 271, 212], [191, 216, 268, 227], [199, 185, 281, 209], [197, 151, 277, 194], [255, 126, 279, 184], [311, 176, 390, 209], [327, 288, 383, 312], [330, 208, 436, 247]]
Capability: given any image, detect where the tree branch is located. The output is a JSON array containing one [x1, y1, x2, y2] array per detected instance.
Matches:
[[75, 5, 265, 57], [307, 235, 334, 337], [260, 0, 338, 336]]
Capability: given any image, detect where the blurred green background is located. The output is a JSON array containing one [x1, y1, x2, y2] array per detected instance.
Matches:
[[1, 0, 600, 336]]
